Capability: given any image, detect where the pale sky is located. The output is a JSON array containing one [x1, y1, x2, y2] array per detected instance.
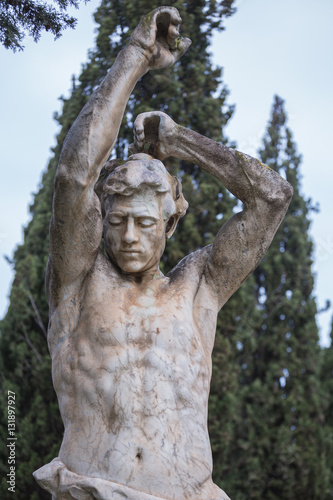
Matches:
[[1, 0, 332, 346]]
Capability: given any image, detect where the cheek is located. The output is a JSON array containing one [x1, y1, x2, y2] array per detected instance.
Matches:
[[149, 228, 166, 254], [139, 230, 164, 256], [146, 225, 165, 243]]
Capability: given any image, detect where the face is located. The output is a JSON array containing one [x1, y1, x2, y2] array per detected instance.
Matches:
[[103, 192, 167, 275]]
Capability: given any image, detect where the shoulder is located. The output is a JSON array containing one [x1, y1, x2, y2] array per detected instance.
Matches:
[[167, 245, 212, 285]]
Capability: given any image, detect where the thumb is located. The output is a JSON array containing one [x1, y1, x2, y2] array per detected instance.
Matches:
[[172, 37, 192, 62]]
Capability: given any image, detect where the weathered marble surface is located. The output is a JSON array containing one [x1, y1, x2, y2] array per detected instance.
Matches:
[[33, 6, 293, 500]]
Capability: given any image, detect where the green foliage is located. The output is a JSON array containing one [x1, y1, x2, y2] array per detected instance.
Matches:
[[0, 157, 62, 499], [320, 319, 333, 498], [0, 0, 88, 51], [1, 2, 330, 498], [217, 96, 331, 499]]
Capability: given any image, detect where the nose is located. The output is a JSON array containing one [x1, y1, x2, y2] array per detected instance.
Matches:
[[122, 218, 139, 245]]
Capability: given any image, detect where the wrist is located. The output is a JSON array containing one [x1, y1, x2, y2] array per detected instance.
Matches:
[[169, 126, 203, 163], [125, 42, 150, 74]]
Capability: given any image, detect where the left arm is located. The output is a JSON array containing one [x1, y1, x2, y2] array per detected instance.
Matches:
[[133, 111, 293, 308]]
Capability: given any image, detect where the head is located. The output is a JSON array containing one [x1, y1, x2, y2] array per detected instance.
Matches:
[[94, 153, 188, 275]]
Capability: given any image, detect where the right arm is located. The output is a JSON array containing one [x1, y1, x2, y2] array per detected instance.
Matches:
[[48, 7, 191, 296]]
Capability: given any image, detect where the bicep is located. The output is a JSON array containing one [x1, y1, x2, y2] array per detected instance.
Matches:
[[49, 173, 103, 286]]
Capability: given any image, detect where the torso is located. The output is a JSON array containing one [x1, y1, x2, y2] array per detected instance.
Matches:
[[48, 249, 221, 499]]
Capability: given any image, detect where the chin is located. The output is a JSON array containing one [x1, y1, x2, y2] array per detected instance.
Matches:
[[121, 264, 145, 274], [120, 259, 159, 275], [116, 258, 147, 274]]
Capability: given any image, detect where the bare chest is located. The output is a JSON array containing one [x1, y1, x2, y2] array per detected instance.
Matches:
[[76, 274, 200, 361], [50, 265, 216, 406], [53, 274, 212, 425]]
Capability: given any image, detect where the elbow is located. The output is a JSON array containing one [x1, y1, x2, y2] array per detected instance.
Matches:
[[265, 174, 293, 211], [252, 178, 293, 217], [54, 164, 70, 190], [54, 164, 75, 190], [282, 177, 294, 200], [286, 181, 294, 200], [277, 179, 293, 209], [55, 164, 90, 192]]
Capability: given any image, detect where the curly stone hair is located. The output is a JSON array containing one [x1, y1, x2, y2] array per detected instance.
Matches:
[[94, 153, 188, 223]]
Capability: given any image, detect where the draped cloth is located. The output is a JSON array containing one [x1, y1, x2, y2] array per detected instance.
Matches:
[[33, 458, 166, 500]]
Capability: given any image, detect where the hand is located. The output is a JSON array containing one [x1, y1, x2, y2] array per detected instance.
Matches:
[[132, 111, 178, 160], [130, 7, 191, 70]]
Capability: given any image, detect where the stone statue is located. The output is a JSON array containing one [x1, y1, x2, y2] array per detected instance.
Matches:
[[33, 7, 293, 500]]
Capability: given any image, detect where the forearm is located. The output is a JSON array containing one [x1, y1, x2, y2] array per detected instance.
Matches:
[[171, 127, 293, 208], [56, 5, 191, 188], [58, 43, 149, 184]]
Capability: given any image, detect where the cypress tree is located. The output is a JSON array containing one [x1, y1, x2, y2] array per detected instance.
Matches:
[[320, 318, 333, 498], [0, 1, 238, 498], [220, 95, 329, 500]]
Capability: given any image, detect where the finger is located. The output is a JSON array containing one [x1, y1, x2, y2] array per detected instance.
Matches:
[[133, 116, 145, 139], [150, 7, 181, 41], [134, 124, 145, 140], [171, 37, 192, 61], [164, 6, 182, 27], [134, 136, 144, 149], [164, 7, 183, 50], [134, 139, 144, 151], [134, 129, 145, 141], [134, 112, 152, 139], [151, 6, 182, 26], [167, 23, 180, 50], [153, 7, 182, 46], [134, 130, 145, 149], [131, 8, 171, 48], [134, 113, 152, 149], [133, 126, 144, 150]]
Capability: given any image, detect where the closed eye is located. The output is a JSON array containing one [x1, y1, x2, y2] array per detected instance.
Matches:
[[108, 217, 123, 226], [138, 218, 156, 227]]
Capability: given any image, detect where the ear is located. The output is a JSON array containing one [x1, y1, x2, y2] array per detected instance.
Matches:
[[165, 215, 180, 239]]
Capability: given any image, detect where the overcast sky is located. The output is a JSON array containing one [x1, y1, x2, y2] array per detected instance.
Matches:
[[1, 0, 332, 346]]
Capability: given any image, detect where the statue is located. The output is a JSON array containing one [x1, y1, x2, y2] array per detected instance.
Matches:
[[33, 7, 293, 500]]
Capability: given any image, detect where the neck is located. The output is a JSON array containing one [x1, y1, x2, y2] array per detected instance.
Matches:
[[106, 251, 164, 286], [123, 266, 164, 286]]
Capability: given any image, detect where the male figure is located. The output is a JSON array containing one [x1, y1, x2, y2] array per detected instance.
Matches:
[[33, 7, 293, 500]]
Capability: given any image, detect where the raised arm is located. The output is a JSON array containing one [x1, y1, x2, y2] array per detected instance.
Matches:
[[48, 9, 191, 297], [133, 111, 293, 308]]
